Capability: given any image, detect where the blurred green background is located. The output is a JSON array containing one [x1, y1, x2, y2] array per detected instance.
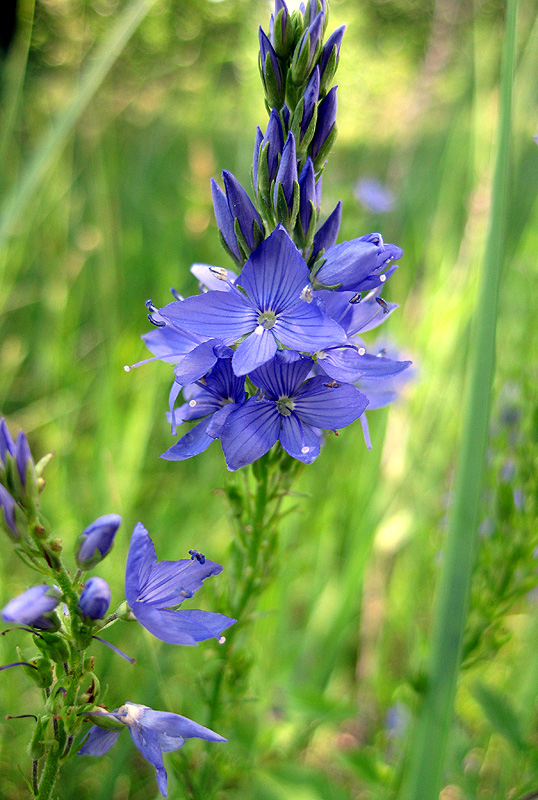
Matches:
[[1, 0, 538, 797]]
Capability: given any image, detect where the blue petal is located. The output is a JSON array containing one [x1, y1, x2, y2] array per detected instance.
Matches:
[[172, 341, 224, 386], [136, 557, 223, 607], [160, 418, 215, 461], [141, 709, 226, 743], [239, 226, 309, 313], [310, 201, 341, 264], [222, 170, 264, 251], [78, 726, 121, 756], [360, 413, 372, 449], [315, 238, 378, 290], [347, 293, 398, 335], [352, 354, 411, 380], [250, 351, 313, 398], [359, 387, 397, 409], [206, 404, 238, 438], [132, 603, 235, 645], [128, 724, 168, 797], [232, 328, 277, 375], [275, 302, 346, 352], [220, 397, 281, 470], [279, 415, 320, 463], [293, 376, 369, 428], [159, 292, 257, 344], [125, 523, 157, 609], [190, 263, 237, 292], [317, 345, 364, 383], [142, 326, 198, 363]]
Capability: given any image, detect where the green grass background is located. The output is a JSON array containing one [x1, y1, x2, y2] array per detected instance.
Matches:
[[0, 0, 537, 797]]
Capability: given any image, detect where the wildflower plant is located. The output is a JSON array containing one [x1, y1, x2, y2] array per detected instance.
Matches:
[[127, 0, 411, 795], [0, 418, 232, 799]]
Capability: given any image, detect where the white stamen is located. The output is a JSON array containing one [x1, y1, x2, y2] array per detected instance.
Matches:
[[209, 266, 229, 281], [380, 274, 387, 282], [218, 636, 226, 645], [254, 325, 264, 335], [189, 400, 197, 407], [301, 446, 310, 454], [358, 347, 366, 356], [124, 365, 131, 372]]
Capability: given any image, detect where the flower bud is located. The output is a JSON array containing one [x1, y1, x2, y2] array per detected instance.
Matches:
[[34, 631, 70, 663], [298, 157, 317, 240], [212, 172, 265, 263], [78, 577, 111, 620], [319, 25, 345, 90], [259, 27, 284, 108], [2, 584, 62, 630], [309, 200, 341, 265], [314, 233, 402, 292], [291, 11, 323, 84], [75, 513, 121, 570], [273, 132, 299, 227], [0, 484, 20, 539], [310, 85, 337, 167], [0, 418, 15, 466]]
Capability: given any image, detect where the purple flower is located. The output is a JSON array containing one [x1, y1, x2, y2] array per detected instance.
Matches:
[[162, 357, 246, 461], [319, 25, 345, 86], [78, 577, 111, 620], [298, 157, 317, 237], [220, 351, 368, 470], [211, 171, 265, 262], [253, 109, 284, 193], [158, 226, 346, 376], [2, 584, 62, 630], [79, 701, 226, 797], [273, 132, 298, 218], [310, 85, 337, 163], [75, 514, 122, 570], [125, 523, 235, 645]]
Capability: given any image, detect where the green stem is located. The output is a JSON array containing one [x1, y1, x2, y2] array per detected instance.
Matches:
[[399, 1, 517, 797], [35, 742, 60, 800]]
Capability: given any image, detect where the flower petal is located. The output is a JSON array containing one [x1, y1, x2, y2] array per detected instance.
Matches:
[[159, 293, 257, 344], [173, 341, 228, 386], [238, 227, 310, 313], [279, 415, 321, 464], [160, 418, 215, 461], [128, 724, 168, 797], [249, 351, 313, 398], [141, 709, 226, 743], [232, 328, 277, 375], [131, 603, 234, 645], [190, 263, 237, 292], [293, 376, 369, 428], [275, 301, 346, 353], [136, 557, 223, 607], [220, 397, 281, 470], [78, 726, 122, 757], [125, 523, 157, 609]]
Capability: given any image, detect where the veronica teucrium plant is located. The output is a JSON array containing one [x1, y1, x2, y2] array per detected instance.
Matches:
[[0, 418, 233, 799], [126, 0, 411, 796]]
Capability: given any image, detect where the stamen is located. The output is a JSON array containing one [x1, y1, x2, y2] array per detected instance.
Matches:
[[209, 267, 229, 281], [189, 400, 197, 408], [179, 587, 194, 599], [189, 550, 206, 564], [358, 347, 366, 356], [92, 636, 136, 664], [350, 293, 362, 304], [170, 287, 183, 301], [323, 380, 340, 388], [6, 714, 38, 721], [301, 446, 310, 454], [145, 299, 157, 313], [375, 297, 389, 314], [0, 661, 37, 671], [218, 636, 226, 645], [379, 274, 387, 282], [147, 313, 166, 328], [300, 284, 313, 303]]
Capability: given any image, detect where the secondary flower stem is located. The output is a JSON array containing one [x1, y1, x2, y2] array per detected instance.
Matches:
[[35, 741, 60, 800]]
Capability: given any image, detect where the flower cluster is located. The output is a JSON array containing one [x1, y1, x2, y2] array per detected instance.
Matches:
[[0, 417, 233, 797], [132, 1, 410, 472]]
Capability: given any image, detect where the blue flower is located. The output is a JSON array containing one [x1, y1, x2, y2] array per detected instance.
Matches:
[[158, 226, 346, 376], [78, 577, 111, 620], [162, 356, 246, 461], [314, 232, 402, 292], [79, 701, 226, 797], [211, 171, 265, 263], [2, 584, 62, 630], [220, 351, 368, 470], [0, 418, 15, 465], [125, 523, 235, 645], [75, 514, 122, 570]]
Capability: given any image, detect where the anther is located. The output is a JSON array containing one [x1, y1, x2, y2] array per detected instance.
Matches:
[[375, 297, 389, 314], [379, 274, 387, 283], [179, 588, 194, 599], [218, 636, 226, 645], [209, 267, 229, 281], [170, 287, 183, 301], [350, 293, 362, 304], [189, 400, 197, 407], [300, 284, 313, 303], [189, 550, 206, 564], [145, 299, 157, 313], [324, 380, 340, 388], [301, 446, 310, 454], [358, 347, 366, 356], [147, 313, 166, 328]]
